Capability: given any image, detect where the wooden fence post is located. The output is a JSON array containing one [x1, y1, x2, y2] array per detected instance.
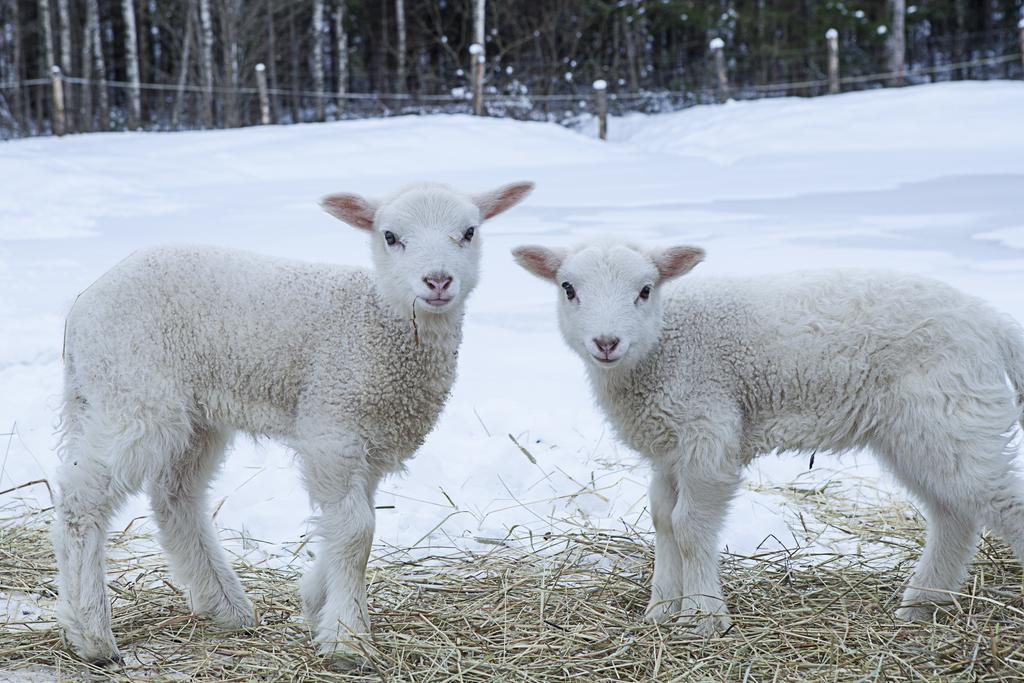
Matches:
[[470, 43, 484, 115], [710, 38, 728, 103], [50, 65, 66, 137], [826, 28, 840, 94], [593, 79, 607, 140], [255, 63, 271, 125]]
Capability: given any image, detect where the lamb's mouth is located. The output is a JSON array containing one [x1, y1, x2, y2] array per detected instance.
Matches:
[[590, 353, 622, 366], [419, 296, 454, 308]]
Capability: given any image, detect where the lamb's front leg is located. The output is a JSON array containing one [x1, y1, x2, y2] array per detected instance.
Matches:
[[296, 441, 377, 668], [645, 466, 685, 623], [668, 452, 741, 637]]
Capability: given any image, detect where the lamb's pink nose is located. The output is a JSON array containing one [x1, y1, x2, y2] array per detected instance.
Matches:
[[423, 273, 453, 292], [594, 336, 620, 356]]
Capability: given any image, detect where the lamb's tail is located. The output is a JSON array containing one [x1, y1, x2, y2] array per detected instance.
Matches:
[[999, 319, 1024, 430]]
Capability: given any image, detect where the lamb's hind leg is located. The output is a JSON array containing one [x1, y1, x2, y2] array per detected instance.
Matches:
[[53, 451, 129, 662], [53, 404, 165, 663], [895, 499, 979, 620], [148, 426, 254, 628], [880, 385, 1018, 620]]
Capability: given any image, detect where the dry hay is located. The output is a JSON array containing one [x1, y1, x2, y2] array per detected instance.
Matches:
[[1, 483, 1023, 682]]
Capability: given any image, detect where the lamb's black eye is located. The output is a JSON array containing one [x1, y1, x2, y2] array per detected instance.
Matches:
[[384, 230, 397, 246], [561, 281, 576, 301], [463, 226, 476, 242], [638, 285, 652, 301]]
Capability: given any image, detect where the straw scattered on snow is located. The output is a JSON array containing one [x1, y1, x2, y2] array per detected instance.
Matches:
[[1, 481, 1023, 682]]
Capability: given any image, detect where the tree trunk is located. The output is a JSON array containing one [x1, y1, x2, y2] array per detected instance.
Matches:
[[312, 0, 325, 120], [220, 0, 240, 127], [11, 0, 28, 134], [953, 0, 967, 79], [86, 0, 107, 129], [334, 1, 348, 115], [172, 0, 196, 130], [56, 0, 73, 130], [121, 0, 141, 127], [38, 0, 55, 74], [266, 0, 280, 122], [377, 0, 389, 93], [80, 0, 93, 130], [394, 0, 406, 93], [198, 0, 214, 127], [288, 2, 299, 122], [887, 0, 906, 85], [137, 0, 150, 86], [622, 12, 638, 92]]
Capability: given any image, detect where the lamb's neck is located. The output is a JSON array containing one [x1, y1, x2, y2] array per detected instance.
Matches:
[[585, 359, 642, 406], [375, 294, 466, 356]]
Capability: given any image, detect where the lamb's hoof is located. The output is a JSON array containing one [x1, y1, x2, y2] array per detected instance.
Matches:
[[210, 606, 257, 630], [91, 652, 123, 667], [676, 610, 731, 637], [643, 598, 678, 624], [318, 643, 372, 672], [895, 604, 940, 622], [196, 596, 257, 630], [325, 650, 372, 673], [66, 632, 121, 665]]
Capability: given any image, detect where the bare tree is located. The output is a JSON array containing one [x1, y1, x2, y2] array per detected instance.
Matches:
[[10, 0, 27, 133], [198, 0, 214, 127], [266, 0, 280, 121], [395, 0, 406, 93], [887, 0, 906, 85], [312, 0, 325, 121], [38, 0, 55, 75], [79, 0, 92, 129], [85, 0, 107, 129], [56, 0, 73, 129], [334, 0, 348, 115], [172, 0, 196, 130], [220, 0, 241, 127], [121, 0, 141, 127]]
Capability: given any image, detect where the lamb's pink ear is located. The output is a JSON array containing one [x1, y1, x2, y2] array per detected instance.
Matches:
[[512, 245, 565, 281], [320, 193, 379, 231], [474, 181, 535, 220], [651, 246, 705, 282]]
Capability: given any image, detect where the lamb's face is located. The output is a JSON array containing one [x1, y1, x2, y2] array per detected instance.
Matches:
[[321, 182, 534, 316], [370, 190, 483, 314], [512, 243, 705, 371]]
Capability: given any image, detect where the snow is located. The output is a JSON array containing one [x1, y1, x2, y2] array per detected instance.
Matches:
[[825, 28, 838, 40], [709, 37, 725, 50], [0, 81, 1022, 570]]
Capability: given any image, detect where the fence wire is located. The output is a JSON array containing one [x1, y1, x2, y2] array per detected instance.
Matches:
[[0, 47, 1020, 140]]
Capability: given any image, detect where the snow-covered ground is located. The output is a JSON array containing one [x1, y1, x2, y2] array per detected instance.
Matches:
[[1, 81, 1023, 568]]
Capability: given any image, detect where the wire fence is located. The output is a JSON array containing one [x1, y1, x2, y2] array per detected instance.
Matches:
[[0, 38, 1021, 140]]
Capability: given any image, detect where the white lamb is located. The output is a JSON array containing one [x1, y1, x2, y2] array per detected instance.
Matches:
[[54, 180, 533, 664], [512, 241, 1024, 634]]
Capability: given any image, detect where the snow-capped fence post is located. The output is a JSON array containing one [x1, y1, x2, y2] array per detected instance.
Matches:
[[50, 65, 66, 137], [826, 29, 840, 94], [255, 63, 271, 125], [593, 79, 608, 140], [470, 43, 485, 116], [710, 38, 728, 103]]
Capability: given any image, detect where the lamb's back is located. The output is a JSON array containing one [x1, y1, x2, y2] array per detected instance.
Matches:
[[65, 246, 372, 433]]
